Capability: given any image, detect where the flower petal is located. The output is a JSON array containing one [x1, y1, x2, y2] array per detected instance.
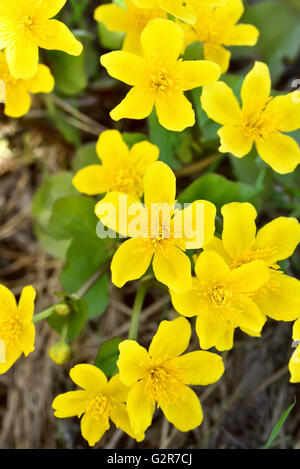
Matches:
[[228, 260, 269, 293], [218, 125, 253, 157], [241, 61, 271, 113], [195, 250, 230, 283], [195, 313, 232, 350], [20, 323, 35, 356], [149, 317, 191, 359], [72, 165, 108, 195], [5, 38, 38, 79], [160, 386, 203, 431], [80, 412, 109, 446], [110, 401, 145, 442], [37, 19, 83, 56], [36, 0, 68, 19], [70, 364, 108, 391], [118, 340, 150, 386], [0, 343, 21, 375], [221, 202, 257, 259], [4, 84, 31, 118], [52, 390, 88, 418], [175, 59, 220, 91], [100, 51, 147, 86], [224, 24, 259, 46], [230, 297, 266, 333], [94, 4, 129, 32], [256, 132, 300, 175], [153, 243, 192, 292], [127, 381, 155, 434], [293, 318, 300, 341], [111, 238, 154, 288], [141, 18, 183, 64], [144, 161, 176, 206], [266, 93, 300, 132], [27, 64, 55, 93], [214, 0, 244, 24], [176, 350, 224, 385], [255, 217, 300, 263], [170, 278, 205, 318], [155, 91, 195, 132], [0, 284, 17, 316], [107, 374, 130, 402], [289, 345, 300, 383], [110, 87, 155, 121], [129, 140, 160, 173], [215, 325, 235, 352], [201, 81, 242, 126], [203, 44, 231, 74], [96, 129, 129, 164]]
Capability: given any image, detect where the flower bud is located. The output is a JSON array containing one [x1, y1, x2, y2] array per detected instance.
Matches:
[[54, 304, 71, 317], [49, 343, 71, 365]]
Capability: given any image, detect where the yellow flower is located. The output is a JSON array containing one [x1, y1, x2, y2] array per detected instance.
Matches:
[[52, 364, 144, 446], [94, 0, 166, 55], [289, 318, 300, 383], [0, 51, 54, 118], [201, 61, 300, 174], [0, 0, 83, 80], [100, 18, 220, 131], [205, 202, 300, 324], [117, 317, 225, 434], [95, 161, 216, 292], [182, 0, 259, 73], [132, 0, 229, 24], [0, 284, 36, 374], [171, 251, 269, 351], [72, 129, 159, 198]]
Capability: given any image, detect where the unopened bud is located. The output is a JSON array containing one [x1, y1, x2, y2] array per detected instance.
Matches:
[[49, 342, 71, 365], [54, 304, 71, 317]]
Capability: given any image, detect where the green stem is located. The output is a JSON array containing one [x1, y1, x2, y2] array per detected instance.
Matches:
[[60, 322, 69, 343], [32, 306, 55, 323], [128, 282, 148, 341]]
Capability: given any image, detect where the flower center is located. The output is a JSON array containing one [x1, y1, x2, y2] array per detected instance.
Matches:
[[0, 316, 22, 345], [231, 246, 277, 269], [150, 70, 173, 92], [208, 284, 232, 306], [109, 166, 143, 196], [199, 22, 223, 44], [86, 393, 111, 422], [241, 104, 279, 141], [145, 361, 185, 406]]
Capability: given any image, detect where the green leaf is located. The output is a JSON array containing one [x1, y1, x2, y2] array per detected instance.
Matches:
[[98, 23, 124, 50], [72, 142, 99, 172], [46, 50, 88, 96], [178, 173, 256, 209], [260, 399, 296, 449], [122, 132, 148, 148], [48, 297, 89, 341], [94, 338, 122, 377]]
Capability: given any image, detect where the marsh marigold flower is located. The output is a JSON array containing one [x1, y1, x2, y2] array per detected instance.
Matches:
[[73, 129, 159, 198], [0, 284, 36, 374], [0, 0, 83, 80], [289, 318, 300, 383], [94, 0, 166, 55], [205, 202, 300, 324], [100, 18, 220, 131], [117, 317, 225, 434], [201, 61, 300, 174], [171, 251, 269, 351], [52, 364, 144, 446], [0, 52, 54, 118], [95, 161, 216, 292], [132, 0, 229, 24], [182, 0, 259, 73]]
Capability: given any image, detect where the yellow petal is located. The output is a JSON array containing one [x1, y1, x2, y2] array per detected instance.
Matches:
[[111, 238, 154, 288], [144, 161, 176, 206], [255, 217, 300, 263], [110, 87, 155, 121], [293, 318, 300, 341], [176, 350, 224, 385], [27, 64, 55, 93], [230, 297, 266, 333], [241, 61, 271, 113], [140, 18, 183, 64], [201, 81, 242, 126], [72, 165, 108, 195], [133, 0, 157, 7], [204, 236, 231, 264], [256, 132, 300, 175], [224, 24, 259, 46], [20, 323, 35, 356], [160, 386, 203, 431], [94, 4, 129, 32], [118, 340, 150, 386], [100, 51, 147, 86], [70, 364, 108, 391], [110, 401, 145, 442], [157, 0, 196, 24], [52, 390, 88, 418], [289, 345, 300, 383], [153, 243, 192, 292], [221, 202, 257, 258], [149, 317, 191, 359], [4, 84, 31, 118], [266, 94, 300, 132], [195, 313, 232, 350], [107, 374, 130, 402], [0, 343, 21, 375], [203, 44, 231, 74], [80, 412, 109, 446], [195, 250, 230, 283], [35, 0, 68, 19], [170, 278, 205, 318], [213, 0, 244, 24], [175, 59, 221, 91], [155, 91, 195, 132], [96, 129, 129, 164], [0, 284, 17, 315], [129, 140, 160, 173], [215, 325, 235, 352], [254, 271, 300, 322], [127, 381, 155, 434], [228, 260, 269, 293], [5, 38, 38, 79], [37, 19, 83, 56], [218, 125, 253, 157]]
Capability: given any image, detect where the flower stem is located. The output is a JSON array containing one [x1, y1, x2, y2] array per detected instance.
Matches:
[[128, 282, 148, 341], [32, 306, 55, 323]]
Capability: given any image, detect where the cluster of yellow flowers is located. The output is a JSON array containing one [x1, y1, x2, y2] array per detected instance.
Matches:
[[1, 0, 300, 448]]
